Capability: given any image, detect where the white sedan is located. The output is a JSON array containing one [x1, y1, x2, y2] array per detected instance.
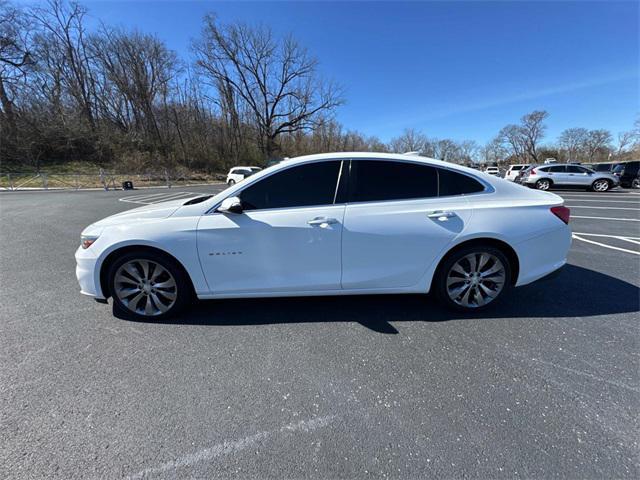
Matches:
[[76, 153, 571, 319]]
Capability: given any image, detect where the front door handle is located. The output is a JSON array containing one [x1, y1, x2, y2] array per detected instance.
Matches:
[[427, 211, 456, 220], [308, 217, 338, 227]]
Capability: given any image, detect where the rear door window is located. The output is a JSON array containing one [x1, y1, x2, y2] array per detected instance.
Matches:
[[349, 160, 438, 202], [437, 168, 485, 196], [548, 166, 566, 173]]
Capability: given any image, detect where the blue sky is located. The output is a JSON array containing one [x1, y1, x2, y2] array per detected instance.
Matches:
[[72, 1, 638, 144]]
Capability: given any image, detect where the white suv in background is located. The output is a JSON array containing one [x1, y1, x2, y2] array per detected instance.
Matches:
[[226, 166, 262, 185], [505, 164, 530, 182], [484, 166, 500, 176]]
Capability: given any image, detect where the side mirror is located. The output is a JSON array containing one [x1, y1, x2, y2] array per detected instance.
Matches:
[[217, 196, 243, 214]]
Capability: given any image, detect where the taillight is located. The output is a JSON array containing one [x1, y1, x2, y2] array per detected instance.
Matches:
[[530, 168, 537, 175], [550, 206, 570, 224]]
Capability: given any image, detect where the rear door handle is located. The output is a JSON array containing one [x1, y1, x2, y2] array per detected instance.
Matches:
[[427, 211, 456, 220], [308, 217, 338, 227]]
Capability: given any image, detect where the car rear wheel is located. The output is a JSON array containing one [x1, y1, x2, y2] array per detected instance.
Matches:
[[631, 178, 639, 189], [108, 251, 190, 320], [434, 246, 512, 311], [591, 179, 610, 192], [228, 179, 236, 185], [535, 179, 551, 190]]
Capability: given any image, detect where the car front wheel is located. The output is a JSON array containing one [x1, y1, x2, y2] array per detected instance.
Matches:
[[591, 179, 610, 192], [434, 246, 512, 311], [108, 251, 190, 320], [228, 179, 236, 185]]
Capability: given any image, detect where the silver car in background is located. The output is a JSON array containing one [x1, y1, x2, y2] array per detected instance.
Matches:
[[520, 164, 619, 192]]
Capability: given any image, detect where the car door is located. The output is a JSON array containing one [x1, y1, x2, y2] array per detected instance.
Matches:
[[197, 160, 345, 294], [341, 160, 480, 290], [565, 165, 590, 185], [546, 165, 567, 185]]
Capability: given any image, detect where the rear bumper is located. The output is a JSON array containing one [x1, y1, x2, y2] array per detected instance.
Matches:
[[514, 225, 571, 287]]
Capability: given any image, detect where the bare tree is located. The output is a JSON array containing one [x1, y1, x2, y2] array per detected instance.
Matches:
[[91, 28, 179, 147], [431, 138, 460, 162], [193, 15, 343, 158], [584, 129, 612, 162], [558, 127, 588, 162], [31, 0, 98, 130], [0, 0, 34, 148], [498, 124, 526, 162], [520, 110, 548, 162], [616, 130, 638, 156], [458, 140, 479, 164], [481, 136, 508, 165], [388, 128, 428, 153]]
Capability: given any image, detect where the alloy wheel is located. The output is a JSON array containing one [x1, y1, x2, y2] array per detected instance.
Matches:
[[536, 179, 550, 190], [446, 253, 506, 308], [114, 259, 177, 316], [592, 180, 609, 192]]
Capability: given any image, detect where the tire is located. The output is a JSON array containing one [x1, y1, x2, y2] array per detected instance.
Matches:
[[591, 179, 610, 192], [227, 179, 236, 185], [632, 178, 640, 189], [434, 245, 512, 312], [535, 178, 551, 191], [108, 250, 191, 321]]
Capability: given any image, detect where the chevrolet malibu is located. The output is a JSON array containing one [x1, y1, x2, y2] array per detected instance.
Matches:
[[76, 153, 571, 320]]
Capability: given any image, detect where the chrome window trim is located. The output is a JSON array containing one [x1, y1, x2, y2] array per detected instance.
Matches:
[[206, 156, 494, 214]]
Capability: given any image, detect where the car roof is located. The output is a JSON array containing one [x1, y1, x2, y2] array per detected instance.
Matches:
[[284, 152, 484, 176]]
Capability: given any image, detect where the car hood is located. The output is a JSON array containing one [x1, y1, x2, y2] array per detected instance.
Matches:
[[91, 198, 187, 228]]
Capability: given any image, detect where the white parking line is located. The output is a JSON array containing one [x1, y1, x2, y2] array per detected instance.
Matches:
[[573, 232, 640, 242], [566, 205, 640, 211], [560, 193, 640, 198], [119, 191, 202, 205], [572, 215, 640, 222], [561, 199, 640, 204], [572, 234, 640, 255], [120, 192, 177, 202]]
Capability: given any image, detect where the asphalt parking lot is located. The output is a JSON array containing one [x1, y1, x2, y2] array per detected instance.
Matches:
[[1, 184, 638, 479]]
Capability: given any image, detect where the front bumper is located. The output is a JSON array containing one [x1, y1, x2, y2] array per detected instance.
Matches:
[[75, 246, 105, 299]]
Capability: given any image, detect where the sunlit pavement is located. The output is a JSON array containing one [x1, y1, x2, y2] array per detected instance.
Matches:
[[1, 185, 638, 479]]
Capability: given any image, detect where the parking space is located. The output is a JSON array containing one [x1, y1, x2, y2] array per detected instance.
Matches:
[[1, 185, 638, 479], [556, 191, 640, 255]]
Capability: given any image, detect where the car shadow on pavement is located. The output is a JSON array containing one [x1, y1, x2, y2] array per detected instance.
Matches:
[[115, 264, 640, 334]]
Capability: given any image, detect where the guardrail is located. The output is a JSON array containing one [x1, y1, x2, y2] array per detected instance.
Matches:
[[0, 170, 225, 191]]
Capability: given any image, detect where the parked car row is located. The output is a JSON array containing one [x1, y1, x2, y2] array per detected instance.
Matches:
[[513, 164, 619, 192], [612, 161, 640, 188], [498, 160, 639, 192]]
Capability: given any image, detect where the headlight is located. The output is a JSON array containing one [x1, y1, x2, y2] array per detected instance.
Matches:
[[81, 235, 99, 249]]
